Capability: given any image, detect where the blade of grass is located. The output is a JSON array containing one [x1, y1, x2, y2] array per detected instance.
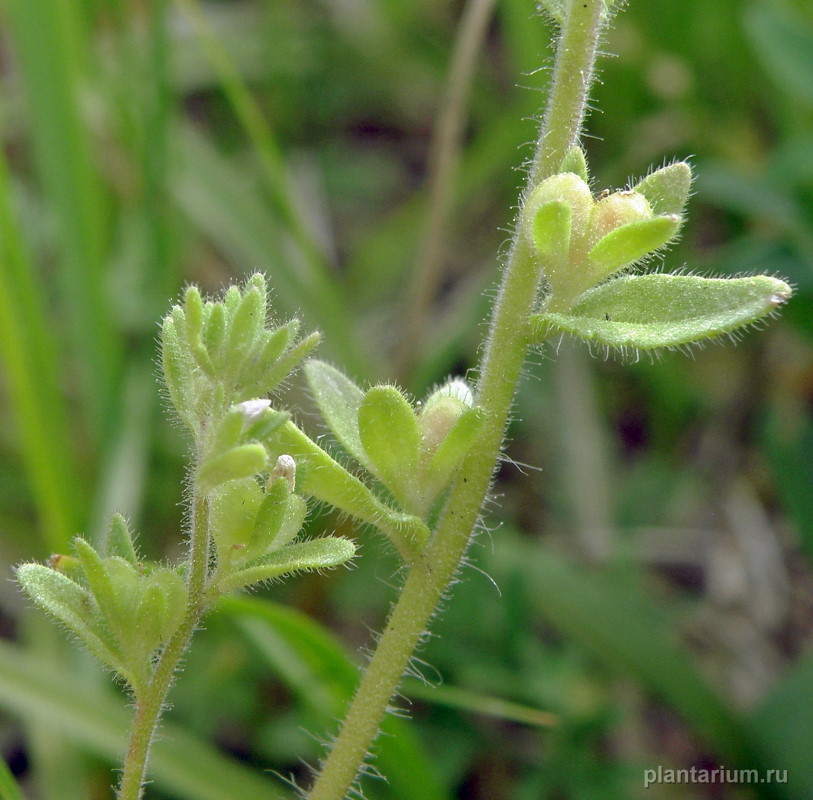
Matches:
[[19, 615, 92, 800], [171, 124, 373, 375], [0, 757, 25, 800], [396, 0, 499, 378], [6, 0, 120, 441], [0, 147, 84, 552], [750, 645, 813, 799], [401, 679, 558, 729], [173, 0, 366, 374], [524, 547, 758, 768], [0, 637, 287, 800], [219, 595, 451, 800]]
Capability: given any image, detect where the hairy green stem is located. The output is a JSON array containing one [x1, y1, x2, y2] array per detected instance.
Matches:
[[307, 2, 606, 798], [117, 492, 210, 800]]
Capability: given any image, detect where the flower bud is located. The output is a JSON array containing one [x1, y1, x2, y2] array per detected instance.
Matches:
[[419, 379, 473, 458], [525, 172, 593, 253], [588, 191, 652, 244]]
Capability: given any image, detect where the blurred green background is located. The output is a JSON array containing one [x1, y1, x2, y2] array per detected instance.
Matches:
[[0, 0, 812, 798]]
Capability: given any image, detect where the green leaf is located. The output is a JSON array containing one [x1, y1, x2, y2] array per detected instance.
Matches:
[[269, 421, 429, 559], [134, 583, 168, 661], [559, 146, 588, 183], [220, 537, 356, 593], [633, 162, 693, 216], [15, 565, 126, 677], [587, 214, 681, 277], [105, 514, 138, 565], [358, 386, 421, 509], [304, 359, 369, 468], [0, 638, 286, 800], [72, 537, 119, 632], [239, 322, 292, 388], [422, 407, 485, 502], [198, 444, 267, 493], [0, 755, 25, 800], [253, 330, 321, 398], [532, 274, 792, 350], [751, 646, 813, 798], [146, 569, 187, 643], [529, 200, 571, 263], [209, 477, 262, 557]]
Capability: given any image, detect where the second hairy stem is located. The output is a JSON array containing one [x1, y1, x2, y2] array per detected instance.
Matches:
[[307, 2, 606, 798], [117, 492, 211, 800]]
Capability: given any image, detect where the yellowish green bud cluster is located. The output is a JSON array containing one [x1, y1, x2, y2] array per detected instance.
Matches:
[[522, 157, 690, 310], [524, 149, 791, 352], [161, 273, 320, 434], [16, 515, 186, 692]]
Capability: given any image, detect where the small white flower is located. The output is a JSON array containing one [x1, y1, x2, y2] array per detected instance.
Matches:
[[272, 454, 297, 491], [236, 398, 272, 424]]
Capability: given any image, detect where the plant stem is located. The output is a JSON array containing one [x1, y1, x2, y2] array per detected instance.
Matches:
[[117, 492, 211, 800], [307, 2, 606, 798]]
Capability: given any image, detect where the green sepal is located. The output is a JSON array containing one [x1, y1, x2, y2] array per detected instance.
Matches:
[[358, 386, 420, 509], [245, 408, 290, 441], [304, 359, 369, 468], [209, 477, 262, 559], [239, 323, 293, 389], [633, 162, 692, 216], [268, 493, 307, 551], [246, 478, 308, 560], [160, 316, 195, 429], [105, 514, 138, 564], [530, 273, 792, 350], [15, 564, 127, 679], [224, 285, 241, 316], [144, 568, 187, 643], [268, 421, 429, 560], [73, 537, 119, 631], [587, 214, 681, 278], [134, 583, 168, 663], [212, 408, 248, 454], [422, 407, 485, 503], [256, 331, 321, 396], [184, 286, 205, 343], [198, 444, 267, 493], [204, 302, 227, 368], [227, 284, 265, 367], [559, 146, 589, 183], [102, 557, 141, 632], [529, 200, 571, 264], [218, 537, 356, 594]]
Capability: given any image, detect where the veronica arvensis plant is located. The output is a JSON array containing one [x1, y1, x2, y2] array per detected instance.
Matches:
[[15, 1, 791, 798]]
